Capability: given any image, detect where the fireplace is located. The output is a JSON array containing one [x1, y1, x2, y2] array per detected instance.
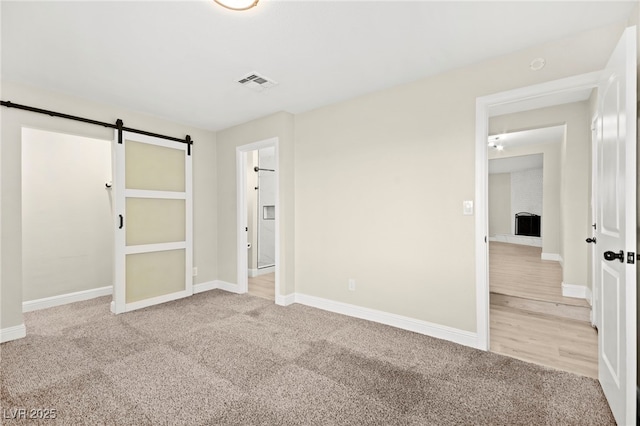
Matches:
[[515, 212, 541, 237]]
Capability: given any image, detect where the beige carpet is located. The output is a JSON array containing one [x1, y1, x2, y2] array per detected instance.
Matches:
[[0, 290, 614, 425]]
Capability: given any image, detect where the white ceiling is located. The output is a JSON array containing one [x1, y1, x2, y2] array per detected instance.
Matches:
[[489, 153, 543, 174], [490, 124, 565, 149], [1, 1, 636, 131], [488, 125, 564, 174]]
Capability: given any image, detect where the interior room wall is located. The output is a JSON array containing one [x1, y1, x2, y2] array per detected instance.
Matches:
[[1, 80, 217, 332], [291, 25, 622, 333], [21, 128, 112, 301], [215, 111, 295, 296], [490, 146, 559, 255], [488, 173, 511, 237], [209, 22, 625, 335], [511, 168, 544, 235], [490, 102, 592, 290]]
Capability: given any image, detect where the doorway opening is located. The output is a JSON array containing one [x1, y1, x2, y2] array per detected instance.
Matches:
[[474, 71, 601, 348], [21, 127, 113, 311], [247, 147, 276, 300], [486, 126, 597, 378], [476, 27, 638, 422], [236, 138, 280, 302]]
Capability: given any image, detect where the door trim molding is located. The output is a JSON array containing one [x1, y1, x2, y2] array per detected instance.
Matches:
[[475, 71, 601, 350], [236, 138, 280, 300]]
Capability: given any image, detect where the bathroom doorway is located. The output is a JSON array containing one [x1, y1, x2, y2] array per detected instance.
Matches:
[[236, 137, 280, 302], [247, 147, 276, 300]]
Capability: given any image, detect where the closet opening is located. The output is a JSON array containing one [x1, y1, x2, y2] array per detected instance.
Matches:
[[21, 127, 113, 312]]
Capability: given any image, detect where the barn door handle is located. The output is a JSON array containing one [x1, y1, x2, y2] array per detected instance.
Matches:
[[604, 250, 624, 262], [119, 214, 123, 229]]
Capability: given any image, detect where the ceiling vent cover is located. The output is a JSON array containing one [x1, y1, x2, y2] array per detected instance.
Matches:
[[237, 72, 278, 92]]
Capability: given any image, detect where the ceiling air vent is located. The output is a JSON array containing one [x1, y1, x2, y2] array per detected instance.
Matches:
[[237, 72, 278, 92]]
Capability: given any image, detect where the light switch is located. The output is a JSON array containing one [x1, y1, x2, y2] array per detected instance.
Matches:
[[463, 200, 474, 215]]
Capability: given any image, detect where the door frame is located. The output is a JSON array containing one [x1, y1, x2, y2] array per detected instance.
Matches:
[[475, 71, 602, 349], [590, 113, 599, 328], [236, 137, 280, 300]]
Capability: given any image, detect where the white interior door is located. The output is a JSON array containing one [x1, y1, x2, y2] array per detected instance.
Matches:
[[112, 130, 192, 314], [594, 25, 636, 426]]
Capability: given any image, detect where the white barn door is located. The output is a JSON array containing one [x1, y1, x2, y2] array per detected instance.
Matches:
[[112, 130, 193, 314], [594, 26, 636, 425]]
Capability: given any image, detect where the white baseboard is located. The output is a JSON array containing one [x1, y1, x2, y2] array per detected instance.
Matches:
[[293, 293, 479, 349], [490, 234, 542, 247], [0, 324, 26, 343], [193, 281, 218, 294], [562, 282, 588, 300], [541, 253, 562, 262], [196, 279, 290, 303], [23, 286, 113, 313], [248, 266, 275, 278], [216, 280, 244, 294], [193, 280, 244, 294], [585, 286, 593, 306], [276, 293, 295, 306]]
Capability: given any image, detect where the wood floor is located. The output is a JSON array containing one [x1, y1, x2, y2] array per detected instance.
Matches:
[[489, 242, 598, 379], [490, 242, 589, 307], [248, 272, 275, 300]]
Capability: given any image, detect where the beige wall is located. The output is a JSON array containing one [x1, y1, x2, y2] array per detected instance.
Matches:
[[290, 24, 623, 333], [1, 21, 628, 336], [489, 145, 562, 254], [488, 143, 561, 257], [293, 26, 621, 332], [1, 81, 217, 331], [22, 128, 113, 301], [489, 101, 592, 290], [488, 173, 511, 237], [215, 112, 295, 295]]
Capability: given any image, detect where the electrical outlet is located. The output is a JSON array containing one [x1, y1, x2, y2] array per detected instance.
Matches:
[[193, 267, 198, 277], [348, 279, 356, 291]]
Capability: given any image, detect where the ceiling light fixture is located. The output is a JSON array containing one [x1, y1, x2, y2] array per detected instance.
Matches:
[[214, 0, 259, 11], [488, 140, 505, 151]]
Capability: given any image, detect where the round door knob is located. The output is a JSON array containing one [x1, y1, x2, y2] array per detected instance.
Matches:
[[604, 250, 624, 262]]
